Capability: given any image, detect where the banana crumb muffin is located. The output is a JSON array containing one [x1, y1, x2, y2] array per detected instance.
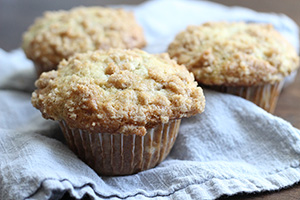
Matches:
[[22, 6, 146, 76], [168, 22, 299, 113], [32, 49, 205, 175]]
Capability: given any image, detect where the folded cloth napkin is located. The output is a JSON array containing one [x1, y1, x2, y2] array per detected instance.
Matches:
[[1, 0, 300, 199]]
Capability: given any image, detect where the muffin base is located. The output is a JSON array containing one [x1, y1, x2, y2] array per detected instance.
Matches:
[[59, 119, 181, 176], [203, 81, 284, 113]]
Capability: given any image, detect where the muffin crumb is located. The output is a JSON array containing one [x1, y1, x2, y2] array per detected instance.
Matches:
[[168, 22, 299, 86], [32, 49, 205, 135], [23, 6, 146, 73]]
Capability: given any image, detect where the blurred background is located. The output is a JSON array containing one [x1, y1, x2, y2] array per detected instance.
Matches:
[[0, 0, 299, 51]]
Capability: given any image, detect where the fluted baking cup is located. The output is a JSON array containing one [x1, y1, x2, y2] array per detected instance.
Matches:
[[205, 81, 284, 113], [60, 119, 181, 176]]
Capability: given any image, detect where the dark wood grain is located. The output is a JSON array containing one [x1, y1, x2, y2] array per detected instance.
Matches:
[[276, 71, 300, 129], [1, 0, 299, 199]]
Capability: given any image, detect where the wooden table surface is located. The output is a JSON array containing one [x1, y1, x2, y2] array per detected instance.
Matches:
[[1, 0, 299, 199]]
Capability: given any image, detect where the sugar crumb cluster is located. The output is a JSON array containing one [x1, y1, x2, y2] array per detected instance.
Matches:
[[22, 7, 146, 73], [168, 22, 299, 86], [32, 49, 205, 135]]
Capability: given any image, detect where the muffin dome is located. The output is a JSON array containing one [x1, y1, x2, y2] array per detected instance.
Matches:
[[22, 7, 146, 73], [168, 22, 299, 86], [32, 49, 205, 135]]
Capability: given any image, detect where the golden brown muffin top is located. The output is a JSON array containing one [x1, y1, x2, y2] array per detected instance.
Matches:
[[168, 22, 299, 86], [22, 6, 146, 71], [32, 49, 205, 136]]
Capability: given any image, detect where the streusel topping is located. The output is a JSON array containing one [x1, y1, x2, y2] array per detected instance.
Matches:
[[23, 7, 146, 72], [32, 49, 205, 135], [168, 22, 299, 86]]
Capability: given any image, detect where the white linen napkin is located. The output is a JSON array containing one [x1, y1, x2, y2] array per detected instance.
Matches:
[[1, 0, 300, 199]]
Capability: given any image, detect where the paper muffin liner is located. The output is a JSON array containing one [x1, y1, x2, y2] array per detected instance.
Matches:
[[204, 81, 285, 113], [59, 119, 181, 176]]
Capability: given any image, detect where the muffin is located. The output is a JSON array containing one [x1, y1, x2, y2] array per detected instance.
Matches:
[[22, 6, 146, 76], [168, 22, 299, 113], [31, 49, 205, 175]]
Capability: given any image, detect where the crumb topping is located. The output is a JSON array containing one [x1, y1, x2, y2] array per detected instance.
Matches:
[[168, 22, 299, 86], [32, 49, 205, 135], [22, 7, 146, 72]]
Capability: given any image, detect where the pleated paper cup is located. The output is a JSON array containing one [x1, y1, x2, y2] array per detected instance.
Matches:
[[59, 119, 181, 176], [204, 81, 284, 113]]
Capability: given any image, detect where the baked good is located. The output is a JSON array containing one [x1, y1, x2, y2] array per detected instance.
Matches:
[[22, 6, 146, 76], [31, 48, 205, 175], [168, 22, 299, 113]]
